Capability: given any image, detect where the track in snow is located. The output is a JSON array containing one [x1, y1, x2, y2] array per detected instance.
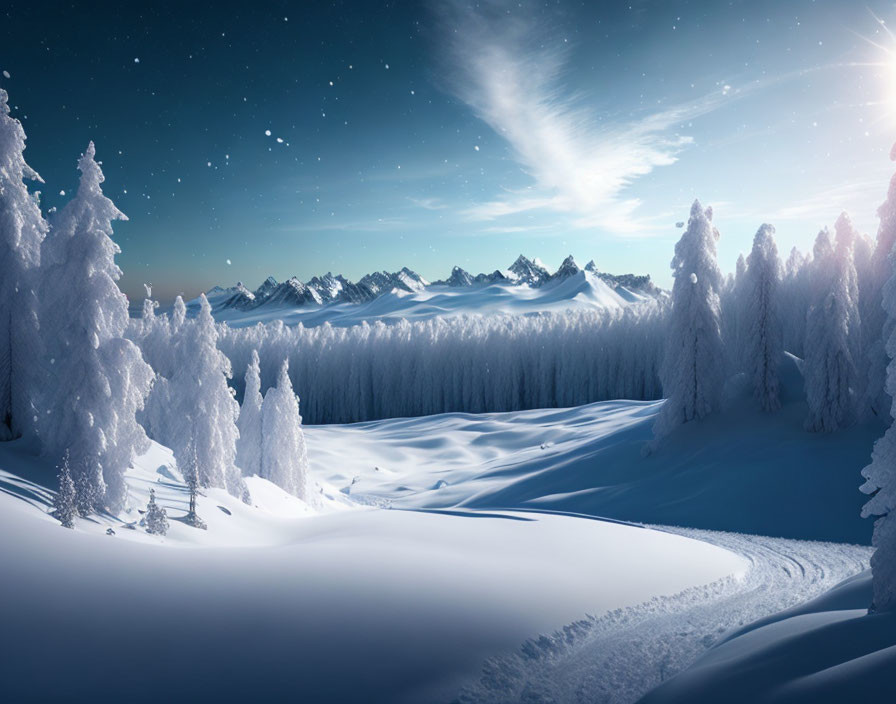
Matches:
[[453, 526, 872, 704]]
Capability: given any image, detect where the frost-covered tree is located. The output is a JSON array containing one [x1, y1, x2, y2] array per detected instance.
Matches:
[[236, 349, 263, 477], [835, 212, 863, 362], [744, 224, 783, 411], [720, 253, 747, 376], [803, 224, 858, 432], [38, 143, 153, 512], [261, 360, 309, 499], [860, 246, 896, 612], [52, 450, 76, 529], [144, 488, 168, 536], [653, 200, 725, 442], [167, 294, 248, 502], [781, 246, 810, 357], [182, 440, 207, 530], [0, 89, 47, 439], [863, 148, 896, 419]]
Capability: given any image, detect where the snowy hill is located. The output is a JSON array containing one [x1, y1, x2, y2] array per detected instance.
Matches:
[[185, 255, 661, 327], [0, 432, 747, 704], [0, 362, 882, 702]]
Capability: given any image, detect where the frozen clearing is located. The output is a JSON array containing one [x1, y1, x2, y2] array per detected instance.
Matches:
[[0, 392, 876, 702], [0, 439, 746, 704]]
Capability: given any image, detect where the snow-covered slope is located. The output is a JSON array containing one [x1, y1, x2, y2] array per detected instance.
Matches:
[[0, 436, 744, 704], [308, 357, 879, 544], [0, 356, 880, 703], [641, 570, 895, 704]]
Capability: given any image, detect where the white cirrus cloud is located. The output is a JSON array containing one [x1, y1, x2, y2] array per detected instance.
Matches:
[[436, 1, 741, 233]]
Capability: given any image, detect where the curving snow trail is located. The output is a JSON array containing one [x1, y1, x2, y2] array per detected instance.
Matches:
[[455, 527, 871, 704]]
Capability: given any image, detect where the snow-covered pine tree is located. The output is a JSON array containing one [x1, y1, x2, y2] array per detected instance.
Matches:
[[182, 439, 207, 530], [38, 143, 153, 512], [0, 89, 47, 439], [144, 488, 168, 536], [835, 212, 862, 364], [52, 450, 76, 529], [781, 246, 810, 357], [803, 223, 858, 432], [744, 224, 783, 411], [863, 148, 896, 420], [653, 200, 725, 442], [236, 349, 263, 477], [860, 241, 896, 612], [167, 294, 248, 502], [261, 360, 309, 499]]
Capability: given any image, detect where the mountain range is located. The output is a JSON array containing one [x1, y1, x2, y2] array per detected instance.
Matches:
[[204, 255, 660, 314]]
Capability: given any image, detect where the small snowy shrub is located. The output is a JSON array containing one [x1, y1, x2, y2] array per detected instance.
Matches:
[[52, 450, 76, 529], [144, 488, 168, 536]]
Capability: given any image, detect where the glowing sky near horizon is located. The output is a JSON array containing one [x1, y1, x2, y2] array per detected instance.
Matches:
[[3, 0, 896, 301]]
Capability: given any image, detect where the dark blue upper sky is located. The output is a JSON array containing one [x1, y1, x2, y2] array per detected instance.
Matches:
[[3, 0, 896, 301]]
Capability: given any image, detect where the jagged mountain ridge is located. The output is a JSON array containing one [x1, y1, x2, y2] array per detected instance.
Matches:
[[205, 254, 660, 313]]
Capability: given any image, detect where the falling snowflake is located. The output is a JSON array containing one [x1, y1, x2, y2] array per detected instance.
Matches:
[[59, 190, 65, 196], [2, 70, 9, 79], [474, 145, 480, 151], [226, 259, 232, 266], [276, 137, 284, 143], [265, 129, 272, 137], [134, 58, 140, 64]]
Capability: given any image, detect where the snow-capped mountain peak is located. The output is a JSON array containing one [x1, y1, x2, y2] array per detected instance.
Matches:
[[552, 255, 581, 280], [508, 254, 551, 285]]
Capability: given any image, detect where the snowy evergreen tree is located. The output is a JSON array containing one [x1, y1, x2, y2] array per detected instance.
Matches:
[[744, 224, 783, 411], [143, 488, 168, 536], [653, 200, 725, 442], [261, 360, 309, 499], [803, 224, 858, 432], [863, 149, 896, 419], [835, 212, 862, 363], [182, 440, 207, 530], [52, 450, 76, 529], [38, 143, 153, 512], [167, 294, 248, 502], [236, 349, 263, 477], [781, 246, 810, 357], [861, 245, 896, 612], [0, 89, 47, 439]]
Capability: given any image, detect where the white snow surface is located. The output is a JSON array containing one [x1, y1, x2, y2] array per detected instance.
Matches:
[[0, 386, 877, 702], [0, 431, 744, 703]]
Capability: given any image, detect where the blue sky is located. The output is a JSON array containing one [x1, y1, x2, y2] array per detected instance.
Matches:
[[3, 0, 896, 301]]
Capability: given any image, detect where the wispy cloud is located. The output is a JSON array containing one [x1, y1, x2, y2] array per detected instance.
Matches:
[[436, 1, 741, 233]]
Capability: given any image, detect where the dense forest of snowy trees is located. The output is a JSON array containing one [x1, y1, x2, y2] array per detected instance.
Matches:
[[214, 305, 668, 424]]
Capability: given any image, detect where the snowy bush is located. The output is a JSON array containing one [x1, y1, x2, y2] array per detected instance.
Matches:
[[144, 488, 169, 536], [52, 451, 76, 529]]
